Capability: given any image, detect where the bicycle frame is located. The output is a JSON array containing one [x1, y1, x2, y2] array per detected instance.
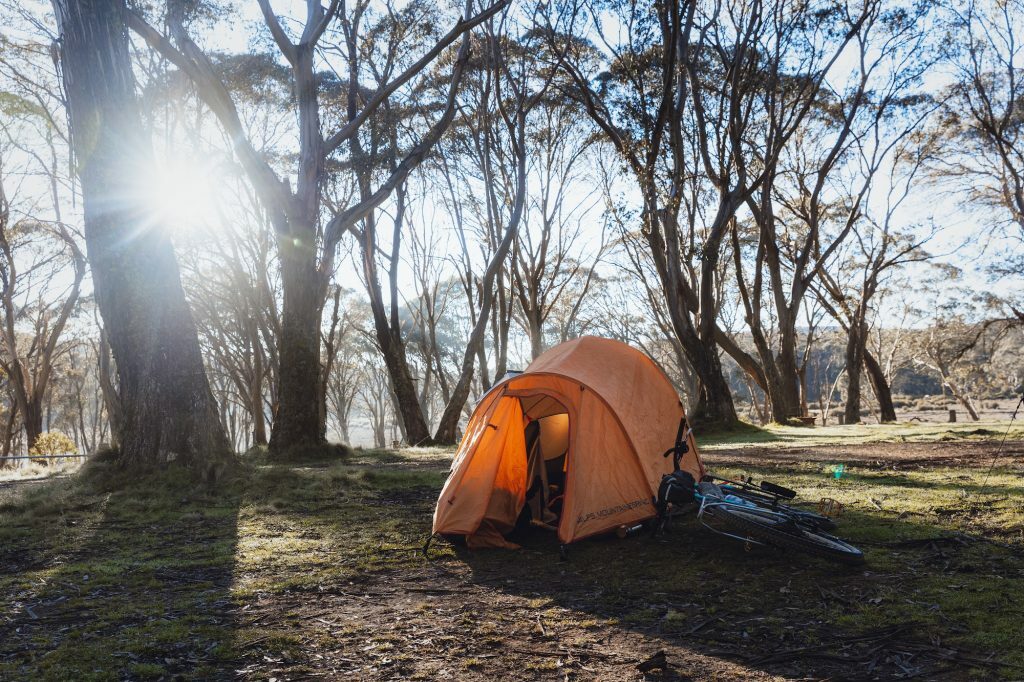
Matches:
[[694, 488, 783, 546]]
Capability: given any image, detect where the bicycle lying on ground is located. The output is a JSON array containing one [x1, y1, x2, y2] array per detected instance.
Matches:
[[655, 420, 865, 566]]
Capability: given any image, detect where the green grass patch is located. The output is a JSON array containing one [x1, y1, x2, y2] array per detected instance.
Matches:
[[700, 418, 1024, 449]]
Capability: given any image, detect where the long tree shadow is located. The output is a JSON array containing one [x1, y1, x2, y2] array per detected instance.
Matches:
[[0, 463, 242, 680], [453, 497, 1023, 680], [13, 454, 1008, 680], [211, 457, 1023, 679]]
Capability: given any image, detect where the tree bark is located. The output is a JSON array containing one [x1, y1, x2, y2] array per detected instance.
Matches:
[[53, 0, 230, 470], [266, 233, 325, 453], [2, 398, 16, 460], [772, 328, 805, 421], [527, 310, 544, 360], [843, 315, 867, 425], [250, 381, 267, 446], [97, 329, 122, 447], [22, 403, 42, 451], [863, 350, 897, 423], [689, 342, 738, 427], [686, 207, 739, 427], [432, 173, 524, 445], [361, 219, 434, 445], [267, 39, 328, 454]]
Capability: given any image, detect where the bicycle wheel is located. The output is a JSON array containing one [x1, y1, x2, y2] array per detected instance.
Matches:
[[705, 504, 864, 565], [723, 487, 838, 532]]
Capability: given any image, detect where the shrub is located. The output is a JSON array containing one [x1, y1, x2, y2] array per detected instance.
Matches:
[[30, 431, 78, 457]]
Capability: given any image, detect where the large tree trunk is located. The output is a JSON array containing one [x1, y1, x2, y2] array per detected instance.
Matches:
[[54, 0, 230, 470], [648, 216, 738, 428], [730, 214, 803, 423], [1, 398, 16, 461], [250, 380, 267, 447], [267, 245, 325, 453], [661, 308, 737, 428], [863, 350, 897, 423], [375, 327, 432, 445], [22, 401, 42, 451], [843, 315, 867, 425], [97, 329, 122, 447], [772, 327, 805, 420], [746, 328, 802, 423], [268, 47, 329, 455], [691, 215, 739, 428], [526, 309, 544, 360], [670, 303, 738, 427], [690, 346, 738, 427]]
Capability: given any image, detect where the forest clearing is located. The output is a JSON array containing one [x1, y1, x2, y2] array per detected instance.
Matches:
[[3, 424, 1023, 681], [3, 0, 1024, 680]]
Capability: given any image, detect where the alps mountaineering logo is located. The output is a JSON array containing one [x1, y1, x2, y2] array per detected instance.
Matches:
[[576, 497, 651, 525]]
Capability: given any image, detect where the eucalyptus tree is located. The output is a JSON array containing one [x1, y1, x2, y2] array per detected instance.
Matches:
[[50, 0, 231, 469], [430, 10, 557, 443], [731, 0, 936, 422], [432, 101, 511, 393], [406, 218, 461, 415], [337, 0, 473, 445], [551, 0, 737, 424], [511, 97, 604, 360], [551, 0, 866, 425], [937, 0, 1024, 321], [0, 161, 85, 450], [0, 44, 87, 451], [129, 0, 507, 454], [325, 310, 367, 445], [911, 309, 986, 421], [343, 5, 556, 444], [811, 137, 940, 423]]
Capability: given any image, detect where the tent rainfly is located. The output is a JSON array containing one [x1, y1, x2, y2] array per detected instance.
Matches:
[[432, 336, 704, 548]]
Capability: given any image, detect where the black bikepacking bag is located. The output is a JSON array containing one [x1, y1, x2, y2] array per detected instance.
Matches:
[[657, 470, 696, 507]]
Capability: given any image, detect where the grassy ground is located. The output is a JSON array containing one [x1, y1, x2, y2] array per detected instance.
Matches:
[[1, 425, 1022, 680], [698, 418, 1024, 449]]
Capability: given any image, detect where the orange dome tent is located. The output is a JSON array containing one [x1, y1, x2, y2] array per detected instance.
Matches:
[[432, 336, 704, 548]]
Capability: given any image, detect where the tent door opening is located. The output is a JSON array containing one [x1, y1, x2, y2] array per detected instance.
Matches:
[[520, 410, 569, 533]]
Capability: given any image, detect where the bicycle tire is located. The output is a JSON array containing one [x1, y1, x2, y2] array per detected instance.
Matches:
[[705, 504, 864, 565]]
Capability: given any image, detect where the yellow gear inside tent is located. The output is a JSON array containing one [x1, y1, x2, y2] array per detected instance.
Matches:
[[432, 336, 704, 547]]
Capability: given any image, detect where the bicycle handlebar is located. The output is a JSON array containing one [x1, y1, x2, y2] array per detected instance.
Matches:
[[705, 473, 796, 500]]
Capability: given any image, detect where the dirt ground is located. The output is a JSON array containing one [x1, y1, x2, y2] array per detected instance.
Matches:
[[1, 439, 1022, 681], [706, 438, 1024, 470], [232, 441, 1024, 682]]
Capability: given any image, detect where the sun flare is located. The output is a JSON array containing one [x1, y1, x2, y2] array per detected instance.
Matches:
[[142, 153, 223, 233]]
